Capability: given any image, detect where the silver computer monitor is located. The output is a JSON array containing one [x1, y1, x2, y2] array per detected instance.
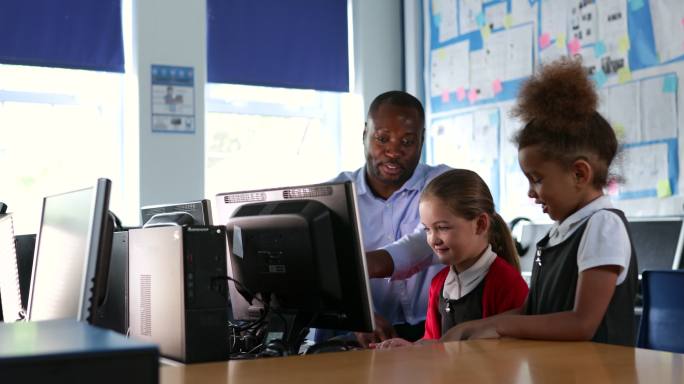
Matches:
[[0, 214, 23, 322], [27, 178, 112, 322]]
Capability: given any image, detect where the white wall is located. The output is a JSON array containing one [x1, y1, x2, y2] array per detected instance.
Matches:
[[352, 0, 405, 115]]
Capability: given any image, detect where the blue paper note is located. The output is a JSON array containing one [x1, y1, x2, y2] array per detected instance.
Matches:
[[594, 41, 606, 57], [630, 0, 645, 12], [663, 75, 677, 93], [434, 14, 442, 26], [476, 12, 485, 27], [489, 111, 499, 128], [594, 69, 607, 87]]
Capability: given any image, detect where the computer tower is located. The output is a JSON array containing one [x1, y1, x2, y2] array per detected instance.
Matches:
[[128, 226, 230, 363], [93, 230, 129, 334]]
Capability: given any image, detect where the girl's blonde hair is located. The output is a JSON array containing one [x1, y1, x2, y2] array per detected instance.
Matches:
[[421, 169, 520, 271]]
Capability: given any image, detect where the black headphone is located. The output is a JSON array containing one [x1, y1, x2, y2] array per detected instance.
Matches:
[[508, 217, 532, 256]]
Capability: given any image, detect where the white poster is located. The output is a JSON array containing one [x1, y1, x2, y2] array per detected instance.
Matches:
[[435, 0, 458, 42], [640, 76, 678, 141], [151, 65, 195, 133], [650, 0, 684, 63], [459, 0, 483, 35], [569, 1, 598, 45], [596, 0, 629, 75], [619, 143, 669, 194], [599, 82, 640, 144]]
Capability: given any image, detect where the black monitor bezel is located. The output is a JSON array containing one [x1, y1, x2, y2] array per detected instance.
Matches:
[[216, 181, 375, 333]]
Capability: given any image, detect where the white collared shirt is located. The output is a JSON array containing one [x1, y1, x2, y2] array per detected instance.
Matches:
[[546, 195, 631, 284], [442, 245, 497, 300]]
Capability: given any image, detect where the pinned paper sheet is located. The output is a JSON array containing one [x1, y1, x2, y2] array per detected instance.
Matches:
[[594, 68, 607, 87], [456, 87, 466, 101], [657, 179, 672, 198], [630, 0, 645, 12], [594, 41, 607, 57], [555, 34, 567, 49], [504, 14, 513, 29], [618, 36, 631, 54], [480, 25, 491, 40], [613, 123, 626, 139], [618, 67, 632, 83], [492, 79, 503, 94], [568, 37, 581, 55], [437, 49, 447, 59], [476, 12, 486, 27], [663, 75, 678, 93], [441, 90, 450, 103], [468, 89, 478, 104], [539, 33, 551, 49]]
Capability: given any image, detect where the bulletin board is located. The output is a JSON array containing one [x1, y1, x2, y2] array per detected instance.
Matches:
[[424, 0, 684, 221]]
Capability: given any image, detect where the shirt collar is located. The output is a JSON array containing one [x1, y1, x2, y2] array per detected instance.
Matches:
[[355, 163, 428, 199], [443, 245, 497, 300], [549, 195, 613, 243]]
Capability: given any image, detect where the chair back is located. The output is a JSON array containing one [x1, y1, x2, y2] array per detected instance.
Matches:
[[637, 270, 684, 353]]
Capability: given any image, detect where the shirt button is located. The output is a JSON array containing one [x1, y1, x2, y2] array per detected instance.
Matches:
[[387, 235, 393, 240]]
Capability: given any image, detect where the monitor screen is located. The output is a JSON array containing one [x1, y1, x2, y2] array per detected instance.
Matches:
[[519, 223, 552, 281], [519, 217, 684, 280], [27, 179, 112, 323], [141, 199, 212, 227], [0, 214, 23, 322], [215, 182, 374, 336], [628, 217, 684, 275]]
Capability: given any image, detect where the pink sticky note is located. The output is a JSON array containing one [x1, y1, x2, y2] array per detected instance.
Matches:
[[681, 17, 684, 27], [539, 33, 551, 49], [468, 89, 478, 104], [456, 87, 466, 101], [607, 178, 619, 196], [568, 37, 581, 55], [492, 79, 503, 94], [441, 90, 450, 103]]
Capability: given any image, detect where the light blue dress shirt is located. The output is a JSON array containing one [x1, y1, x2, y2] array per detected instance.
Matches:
[[332, 163, 450, 325]]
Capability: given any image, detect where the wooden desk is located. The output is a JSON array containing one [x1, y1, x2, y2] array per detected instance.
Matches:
[[160, 339, 684, 383]]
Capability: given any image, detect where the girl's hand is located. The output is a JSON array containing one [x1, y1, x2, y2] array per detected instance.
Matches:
[[414, 338, 439, 346], [467, 325, 501, 340], [370, 338, 412, 349], [441, 318, 496, 341]]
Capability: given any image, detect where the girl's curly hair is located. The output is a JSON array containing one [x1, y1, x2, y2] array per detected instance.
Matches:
[[511, 57, 618, 188]]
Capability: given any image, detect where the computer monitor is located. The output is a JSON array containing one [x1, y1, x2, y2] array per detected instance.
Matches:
[[140, 199, 212, 227], [0, 214, 23, 322], [216, 181, 375, 352], [519, 217, 684, 281], [27, 178, 113, 324], [628, 217, 684, 275], [518, 223, 552, 282]]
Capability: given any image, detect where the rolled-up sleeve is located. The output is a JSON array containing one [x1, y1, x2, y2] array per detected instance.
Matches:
[[382, 227, 437, 280]]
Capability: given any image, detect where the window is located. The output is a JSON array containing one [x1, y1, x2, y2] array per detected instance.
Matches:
[[0, 64, 124, 234], [205, 83, 364, 198]]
